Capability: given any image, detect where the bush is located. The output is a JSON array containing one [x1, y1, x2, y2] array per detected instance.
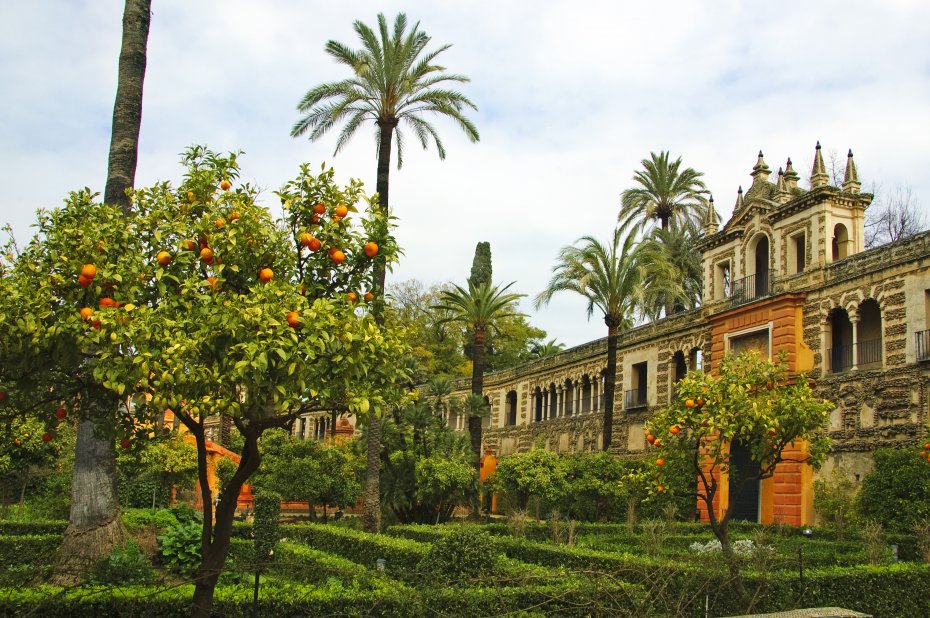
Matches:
[[121, 508, 179, 533], [859, 447, 930, 532], [169, 503, 201, 525], [253, 490, 280, 572], [287, 523, 428, 575], [158, 520, 202, 577], [91, 541, 154, 585], [0, 534, 60, 567], [0, 521, 67, 536], [417, 527, 499, 583]]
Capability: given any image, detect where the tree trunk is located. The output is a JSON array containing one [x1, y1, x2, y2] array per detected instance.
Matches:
[[469, 328, 486, 470], [190, 422, 262, 618], [361, 415, 383, 533], [360, 120, 396, 534], [51, 416, 126, 584], [53, 0, 150, 582], [715, 520, 750, 608], [602, 326, 618, 451]]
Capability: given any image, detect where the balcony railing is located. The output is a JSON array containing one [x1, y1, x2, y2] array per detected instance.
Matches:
[[828, 338, 882, 373], [729, 270, 775, 307], [917, 330, 930, 363], [624, 388, 648, 409]]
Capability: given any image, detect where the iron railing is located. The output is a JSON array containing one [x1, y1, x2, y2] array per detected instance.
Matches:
[[828, 338, 882, 373], [917, 330, 930, 363], [729, 270, 775, 307], [624, 388, 648, 409]]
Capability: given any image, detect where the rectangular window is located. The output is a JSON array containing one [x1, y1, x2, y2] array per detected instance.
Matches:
[[625, 362, 648, 408], [729, 329, 771, 358], [716, 261, 731, 299], [790, 232, 806, 275]]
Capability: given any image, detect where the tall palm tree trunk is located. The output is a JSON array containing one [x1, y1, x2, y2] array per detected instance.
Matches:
[[602, 325, 618, 451], [361, 120, 397, 533], [469, 328, 486, 470], [52, 0, 150, 583]]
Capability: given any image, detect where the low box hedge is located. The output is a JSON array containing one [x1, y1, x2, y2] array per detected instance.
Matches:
[[0, 521, 67, 536], [0, 534, 60, 567], [285, 523, 429, 574], [225, 539, 367, 584]]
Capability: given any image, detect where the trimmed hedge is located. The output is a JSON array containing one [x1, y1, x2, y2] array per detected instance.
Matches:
[[0, 535, 60, 567], [0, 521, 67, 536], [286, 523, 429, 574], [226, 539, 367, 584]]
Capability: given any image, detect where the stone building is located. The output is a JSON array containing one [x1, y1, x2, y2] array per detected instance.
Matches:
[[439, 143, 930, 525]]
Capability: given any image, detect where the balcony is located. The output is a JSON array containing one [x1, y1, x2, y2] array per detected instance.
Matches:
[[827, 338, 882, 373], [729, 270, 775, 308], [624, 388, 648, 409], [917, 330, 930, 363]]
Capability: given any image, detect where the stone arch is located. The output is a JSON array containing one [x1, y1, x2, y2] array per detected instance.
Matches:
[[832, 223, 850, 260], [564, 378, 575, 417], [856, 298, 883, 369], [505, 390, 518, 426], [826, 306, 853, 373], [548, 383, 558, 419], [533, 386, 543, 422]]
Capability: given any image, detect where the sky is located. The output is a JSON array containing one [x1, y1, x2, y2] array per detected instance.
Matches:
[[2, 1, 929, 349]]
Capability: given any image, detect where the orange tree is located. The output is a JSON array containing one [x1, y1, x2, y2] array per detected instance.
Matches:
[[645, 351, 831, 608], [0, 148, 410, 616]]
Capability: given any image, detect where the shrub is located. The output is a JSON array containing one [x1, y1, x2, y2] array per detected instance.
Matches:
[[158, 520, 202, 577], [859, 447, 930, 532], [169, 503, 201, 525], [122, 508, 179, 533], [253, 490, 280, 572], [417, 527, 499, 583], [814, 466, 860, 538], [288, 522, 428, 575], [0, 521, 67, 536], [91, 541, 154, 584]]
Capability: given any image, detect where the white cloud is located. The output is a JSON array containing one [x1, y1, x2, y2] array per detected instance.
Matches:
[[1, 0, 929, 351]]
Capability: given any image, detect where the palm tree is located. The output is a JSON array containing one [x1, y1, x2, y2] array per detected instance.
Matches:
[[618, 151, 709, 237], [292, 12, 479, 533], [531, 338, 565, 359], [53, 0, 151, 585], [535, 228, 642, 451], [434, 281, 524, 469], [634, 221, 704, 318]]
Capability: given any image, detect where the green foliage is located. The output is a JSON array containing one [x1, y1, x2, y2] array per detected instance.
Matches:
[[91, 541, 154, 585], [648, 352, 833, 516], [467, 241, 492, 289], [121, 508, 180, 533], [814, 466, 860, 537], [117, 432, 198, 508], [253, 490, 280, 571], [169, 503, 201, 526], [859, 447, 930, 532], [252, 431, 360, 519], [556, 452, 640, 521], [288, 522, 429, 574], [214, 456, 238, 495], [158, 520, 202, 577], [375, 398, 477, 524], [490, 448, 567, 512], [417, 527, 499, 583]]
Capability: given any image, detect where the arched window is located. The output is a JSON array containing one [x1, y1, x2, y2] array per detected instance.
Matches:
[[857, 299, 883, 369], [482, 395, 491, 431], [506, 390, 518, 426], [581, 376, 592, 414], [828, 308, 854, 373], [534, 387, 543, 422], [671, 351, 687, 399], [548, 384, 558, 419], [564, 379, 574, 417], [832, 223, 849, 261]]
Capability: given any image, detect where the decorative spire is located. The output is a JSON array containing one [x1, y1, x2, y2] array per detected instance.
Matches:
[[843, 149, 861, 194], [810, 141, 829, 188], [775, 167, 789, 203], [751, 150, 771, 184], [784, 157, 800, 191], [703, 194, 719, 233], [734, 185, 744, 212]]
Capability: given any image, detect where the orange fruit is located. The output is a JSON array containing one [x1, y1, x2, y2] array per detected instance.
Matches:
[[286, 311, 301, 328], [78, 274, 93, 288], [696, 397, 705, 407], [80, 264, 97, 279], [332, 215, 342, 223], [311, 214, 320, 224], [91, 320, 102, 329], [55, 407, 67, 420], [220, 180, 231, 191], [206, 276, 218, 289], [685, 398, 695, 408], [229, 212, 240, 221], [120, 438, 131, 449], [182, 239, 197, 251], [334, 204, 348, 218], [330, 249, 345, 265], [670, 425, 680, 435], [99, 297, 116, 308], [924, 443, 930, 450], [347, 292, 357, 302], [80, 307, 93, 321], [656, 485, 664, 492], [646, 433, 656, 444], [653, 438, 663, 447], [187, 191, 195, 202], [200, 247, 214, 263], [364, 292, 374, 302], [364, 241, 379, 257], [656, 458, 665, 466], [259, 268, 274, 283], [157, 250, 172, 265], [215, 218, 225, 228], [42, 432, 53, 443], [314, 203, 326, 215]]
